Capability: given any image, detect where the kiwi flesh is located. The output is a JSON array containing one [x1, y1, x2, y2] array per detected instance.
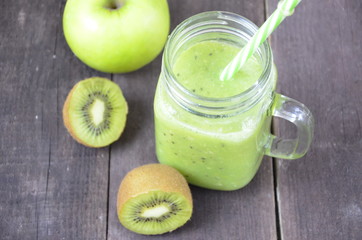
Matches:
[[117, 164, 193, 235], [63, 77, 128, 147]]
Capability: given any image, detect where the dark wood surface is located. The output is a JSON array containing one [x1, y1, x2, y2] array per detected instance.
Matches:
[[0, 0, 360, 239], [271, 0, 362, 239]]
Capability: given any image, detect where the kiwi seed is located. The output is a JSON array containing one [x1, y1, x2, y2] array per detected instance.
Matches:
[[117, 164, 193, 235], [63, 77, 128, 147]]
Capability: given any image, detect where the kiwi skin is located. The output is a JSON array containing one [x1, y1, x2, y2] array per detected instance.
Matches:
[[63, 77, 128, 148], [117, 163, 193, 235], [63, 81, 90, 146]]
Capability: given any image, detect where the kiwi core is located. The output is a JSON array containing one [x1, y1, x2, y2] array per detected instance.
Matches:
[[91, 99, 105, 125], [141, 205, 170, 218]]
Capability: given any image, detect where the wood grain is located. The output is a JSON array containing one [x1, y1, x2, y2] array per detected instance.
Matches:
[[107, 0, 277, 239], [0, 0, 110, 239], [4, 0, 360, 239], [269, 0, 362, 239]]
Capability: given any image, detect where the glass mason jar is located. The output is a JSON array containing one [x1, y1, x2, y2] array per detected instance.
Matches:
[[154, 11, 314, 191]]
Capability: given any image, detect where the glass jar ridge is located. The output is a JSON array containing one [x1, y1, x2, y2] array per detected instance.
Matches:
[[161, 11, 274, 118]]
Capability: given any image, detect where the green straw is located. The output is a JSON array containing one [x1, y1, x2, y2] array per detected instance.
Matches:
[[220, 0, 302, 81]]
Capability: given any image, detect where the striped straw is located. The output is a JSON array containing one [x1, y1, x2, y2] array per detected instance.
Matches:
[[220, 0, 302, 81]]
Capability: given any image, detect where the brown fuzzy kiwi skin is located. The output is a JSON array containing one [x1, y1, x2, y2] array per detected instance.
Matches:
[[63, 77, 128, 148], [117, 164, 193, 233]]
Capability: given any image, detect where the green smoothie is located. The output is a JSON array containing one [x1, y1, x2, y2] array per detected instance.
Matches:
[[154, 40, 276, 190]]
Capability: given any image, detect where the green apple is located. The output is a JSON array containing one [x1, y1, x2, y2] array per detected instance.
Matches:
[[63, 0, 170, 73]]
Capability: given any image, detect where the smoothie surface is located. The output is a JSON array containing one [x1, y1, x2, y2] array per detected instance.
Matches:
[[173, 41, 263, 98]]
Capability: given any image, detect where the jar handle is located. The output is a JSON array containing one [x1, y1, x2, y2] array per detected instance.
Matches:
[[265, 93, 314, 159]]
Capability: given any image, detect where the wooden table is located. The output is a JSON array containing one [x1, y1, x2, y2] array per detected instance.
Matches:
[[1, 0, 361, 239]]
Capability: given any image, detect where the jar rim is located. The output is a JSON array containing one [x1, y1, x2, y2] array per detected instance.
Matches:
[[162, 11, 274, 117]]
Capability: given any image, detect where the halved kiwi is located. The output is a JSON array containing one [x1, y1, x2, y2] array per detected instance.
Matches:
[[63, 77, 128, 147], [117, 164, 193, 235]]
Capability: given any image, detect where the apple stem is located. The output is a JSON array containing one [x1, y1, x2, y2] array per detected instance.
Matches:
[[104, 0, 123, 10]]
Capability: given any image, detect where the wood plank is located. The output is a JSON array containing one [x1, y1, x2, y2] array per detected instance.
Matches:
[[107, 0, 277, 239], [0, 1, 60, 239], [270, 0, 362, 239], [0, 1, 110, 239]]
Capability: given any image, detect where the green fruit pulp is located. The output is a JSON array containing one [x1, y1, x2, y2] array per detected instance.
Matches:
[[119, 191, 192, 235], [68, 77, 127, 147]]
